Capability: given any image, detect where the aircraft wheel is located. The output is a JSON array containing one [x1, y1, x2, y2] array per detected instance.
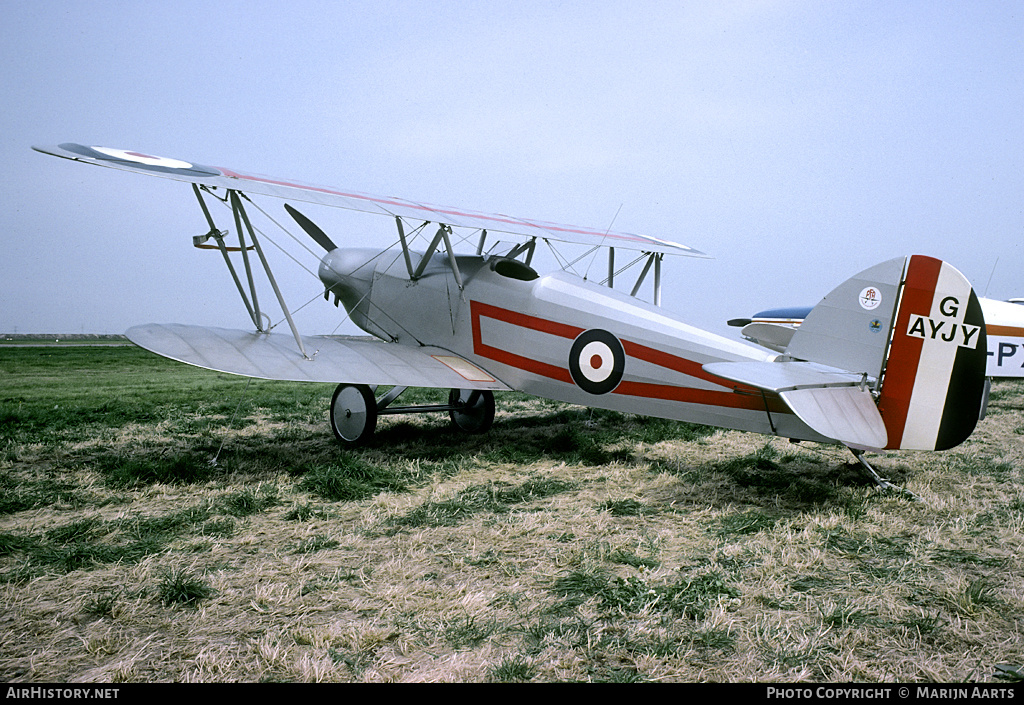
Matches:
[[448, 388, 495, 434], [330, 383, 377, 444]]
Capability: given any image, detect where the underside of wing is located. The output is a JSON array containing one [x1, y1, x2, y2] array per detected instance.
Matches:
[[126, 323, 509, 390], [33, 143, 706, 257]]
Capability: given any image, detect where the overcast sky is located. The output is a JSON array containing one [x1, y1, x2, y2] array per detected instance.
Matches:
[[2, 1, 1021, 338]]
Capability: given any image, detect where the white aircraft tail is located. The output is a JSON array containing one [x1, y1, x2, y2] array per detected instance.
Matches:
[[785, 255, 988, 451]]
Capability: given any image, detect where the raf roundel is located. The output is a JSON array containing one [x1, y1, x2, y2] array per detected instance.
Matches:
[[52, 143, 224, 178], [92, 146, 196, 170], [568, 329, 625, 395]]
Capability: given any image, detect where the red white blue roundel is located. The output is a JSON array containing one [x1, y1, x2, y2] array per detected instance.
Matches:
[[92, 147, 195, 170], [56, 143, 222, 178], [569, 329, 625, 395]]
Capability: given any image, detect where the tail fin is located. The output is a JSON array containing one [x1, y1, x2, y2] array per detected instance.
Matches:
[[876, 256, 987, 450], [785, 255, 987, 451]]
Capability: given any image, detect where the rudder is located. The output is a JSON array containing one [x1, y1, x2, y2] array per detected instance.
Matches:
[[876, 255, 987, 451]]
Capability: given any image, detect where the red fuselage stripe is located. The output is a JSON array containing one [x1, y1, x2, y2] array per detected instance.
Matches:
[[470, 300, 781, 412], [614, 381, 788, 411], [621, 339, 734, 388], [470, 300, 584, 340]]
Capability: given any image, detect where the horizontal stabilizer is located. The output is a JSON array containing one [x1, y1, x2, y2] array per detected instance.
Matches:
[[704, 360, 884, 448], [703, 360, 866, 393], [126, 323, 509, 390], [779, 387, 887, 451]]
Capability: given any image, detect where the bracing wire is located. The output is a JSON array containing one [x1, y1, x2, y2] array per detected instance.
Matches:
[[597, 252, 647, 288], [210, 194, 410, 336], [209, 377, 252, 466], [582, 203, 623, 281]]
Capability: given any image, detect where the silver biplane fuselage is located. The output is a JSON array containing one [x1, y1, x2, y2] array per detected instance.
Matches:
[[322, 245, 827, 443]]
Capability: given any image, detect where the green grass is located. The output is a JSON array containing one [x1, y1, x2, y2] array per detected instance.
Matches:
[[489, 655, 537, 682], [2, 346, 1023, 683], [551, 566, 740, 621], [296, 457, 408, 502], [0, 346, 333, 443], [0, 503, 218, 581], [157, 567, 215, 607], [386, 477, 579, 531]]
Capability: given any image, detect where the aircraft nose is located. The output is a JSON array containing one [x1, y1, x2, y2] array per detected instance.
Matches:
[[319, 247, 378, 309]]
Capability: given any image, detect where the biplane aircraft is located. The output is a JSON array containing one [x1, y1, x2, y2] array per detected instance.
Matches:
[[34, 143, 990, 489], [731, 296, 1024, 379]]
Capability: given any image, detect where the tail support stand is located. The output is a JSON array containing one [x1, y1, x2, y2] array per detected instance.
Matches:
[[848, 447, 921, 501]]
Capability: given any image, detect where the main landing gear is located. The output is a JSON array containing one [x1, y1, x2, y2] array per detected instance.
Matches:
[[329, 383, 495, 445]]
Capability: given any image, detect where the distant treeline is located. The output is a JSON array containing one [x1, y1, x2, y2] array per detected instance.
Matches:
[[1, 333, 129, 341]]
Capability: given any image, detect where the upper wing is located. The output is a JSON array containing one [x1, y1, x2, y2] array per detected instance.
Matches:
[[33, 143, 706, 257], [126, 323, 510, 390]]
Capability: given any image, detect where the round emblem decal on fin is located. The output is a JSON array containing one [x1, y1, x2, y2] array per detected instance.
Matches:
[[858, 286, 883, 310], [568, 329, 625, 395]]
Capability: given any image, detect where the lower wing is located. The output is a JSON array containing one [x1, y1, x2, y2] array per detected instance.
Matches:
[[126, 323, 509, 390]]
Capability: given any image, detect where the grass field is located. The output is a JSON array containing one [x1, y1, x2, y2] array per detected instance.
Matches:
[[1, 344, 1022, 683]]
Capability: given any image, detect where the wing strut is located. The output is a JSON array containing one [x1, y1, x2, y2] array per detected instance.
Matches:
[[506, 237, 536, 265], [394, 216, 416, 279], [592, 250, 664, 305], [191, 185, 310, 359], [192, 184, 260, 328], [228, 190, 265, 330], [230, 191, 310, 359], [396, 218, 466, 291], [625, 252, 663, 305]]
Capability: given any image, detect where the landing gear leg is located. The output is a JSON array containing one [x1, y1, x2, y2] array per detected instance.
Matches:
[[848, 447, 920, 500], [330, 383, 377, 444], [448, 389, 495, 434]]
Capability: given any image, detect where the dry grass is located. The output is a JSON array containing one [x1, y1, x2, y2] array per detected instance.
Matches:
[[1, 350, 1022, 683]]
